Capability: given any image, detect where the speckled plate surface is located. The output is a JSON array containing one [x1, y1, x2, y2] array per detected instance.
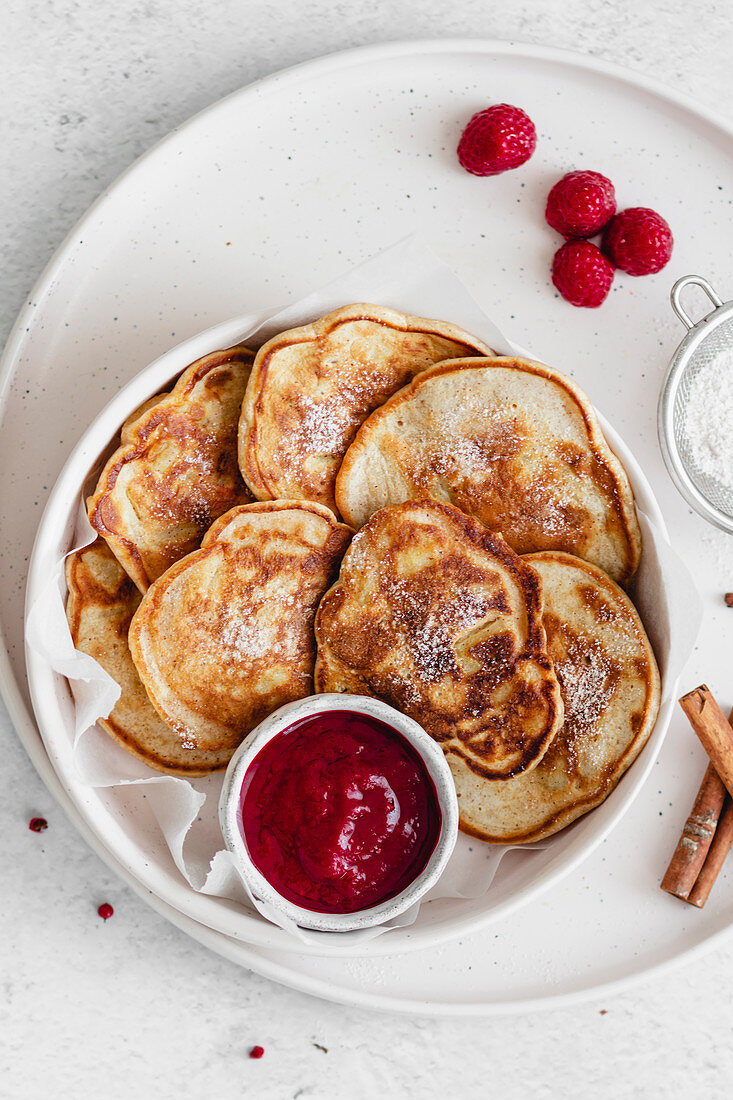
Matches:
[[3, 40, 733, 1012]]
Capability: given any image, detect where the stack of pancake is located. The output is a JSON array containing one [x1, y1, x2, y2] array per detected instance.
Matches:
[[68, 303, 660, 842]]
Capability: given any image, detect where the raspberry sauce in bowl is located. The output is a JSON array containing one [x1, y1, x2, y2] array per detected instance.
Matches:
[[219, 695, 458, 933], [240, 711, 441, 914]]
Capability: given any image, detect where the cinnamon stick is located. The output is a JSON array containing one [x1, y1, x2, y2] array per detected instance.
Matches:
[[679, 686, 733, 800], [687, 797, 733, 908], [662, 689, 733, 906], [660, 762, 727, 899]]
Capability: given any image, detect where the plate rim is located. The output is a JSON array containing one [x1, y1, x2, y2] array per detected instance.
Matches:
[[3, 35, 733, 1009]]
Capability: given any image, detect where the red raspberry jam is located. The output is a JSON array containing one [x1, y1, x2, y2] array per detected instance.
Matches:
[[240, 711, 441, 914]]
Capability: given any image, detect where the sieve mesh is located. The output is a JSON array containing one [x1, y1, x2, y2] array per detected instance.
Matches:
[[672, 313, 733, 519]]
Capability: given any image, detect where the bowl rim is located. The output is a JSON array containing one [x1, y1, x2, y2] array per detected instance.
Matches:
[[218, 692, 459, 933]]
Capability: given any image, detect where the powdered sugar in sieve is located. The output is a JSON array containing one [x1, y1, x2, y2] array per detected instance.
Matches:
[[659, 275, 733, 533]]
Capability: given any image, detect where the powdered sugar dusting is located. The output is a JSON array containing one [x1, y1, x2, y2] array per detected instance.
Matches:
[[388, 576, 491, 681], [429, 398, 521, 477], [294, 362, 379, 456], [555, 636, 615, 737], [552, 620, 640, 773], [297, 394, 359, 453], [218, 589, 304, 662], [421, 397, 582, 537]]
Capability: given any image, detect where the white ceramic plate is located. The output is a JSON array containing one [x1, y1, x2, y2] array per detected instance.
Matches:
[[3, 39, 733, 1010]]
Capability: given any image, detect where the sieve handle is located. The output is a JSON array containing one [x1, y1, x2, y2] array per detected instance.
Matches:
[[671, 275, 724, 330]]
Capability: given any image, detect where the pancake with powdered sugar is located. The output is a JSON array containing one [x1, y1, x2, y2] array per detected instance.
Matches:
[[315, 499, 563, 781], [335, 356, 642, 585], [88, 345, 255, 592], [66, 539, 232, 775], [238, 304, 492, 514], [450, 551, 660, 843], [129, 501, 351, 752]]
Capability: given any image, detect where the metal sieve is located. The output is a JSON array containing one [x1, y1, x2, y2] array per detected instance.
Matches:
[[658, 274, 733, 534]]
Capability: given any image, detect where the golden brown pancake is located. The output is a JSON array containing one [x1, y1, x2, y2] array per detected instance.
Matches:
[[129, 501, 352, 752], [65, 539, 231, 776], [335, 356, 642, 585], [239, 304, 493, 514], [451, 551, 661, 843], [88, 345, 255, 592], [315, 499, 564, 780]]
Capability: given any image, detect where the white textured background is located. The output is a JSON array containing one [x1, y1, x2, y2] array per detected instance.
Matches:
[[3, 2, 733, 1097]]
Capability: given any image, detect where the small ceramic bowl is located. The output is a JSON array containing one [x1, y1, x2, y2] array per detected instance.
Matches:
[[218, 693, 459, 933]]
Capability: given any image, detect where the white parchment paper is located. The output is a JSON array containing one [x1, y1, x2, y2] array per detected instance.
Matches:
[[25, 236, 700, 947]]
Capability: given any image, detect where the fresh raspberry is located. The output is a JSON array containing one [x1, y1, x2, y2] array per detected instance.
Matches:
[[97, 902, 114, 920], [602, 207, 673, 275], [551, 240, 615, 308], [249, 1046, 265, 1059], [545, 170, 616, 238], [457, 104, 536, 176]]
